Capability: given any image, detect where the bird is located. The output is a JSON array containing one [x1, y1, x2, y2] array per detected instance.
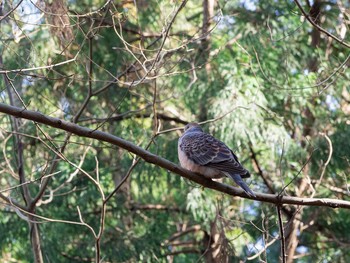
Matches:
[[178, 122, 255, 197]]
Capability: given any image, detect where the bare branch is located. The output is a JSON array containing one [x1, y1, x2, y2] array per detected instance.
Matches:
[[277, 205, 286, 263], [130, 204, 182, 212], [0, 0, 24, 22], [294, 0, 350, 49], [165, 225, 203, 244], [0, 103, 350, 209]]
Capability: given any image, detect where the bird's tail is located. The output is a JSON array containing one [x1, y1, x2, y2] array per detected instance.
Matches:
[[227, 173, 256, 197]]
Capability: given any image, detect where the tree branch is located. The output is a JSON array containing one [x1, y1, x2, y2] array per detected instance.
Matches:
[[82, 112, 188, 125], [0, 103, 350, 209], [294, 0, 350, 49], [277, 205, 286, 263], [130, 204, 183, 212], [166, 225, 203, 243]]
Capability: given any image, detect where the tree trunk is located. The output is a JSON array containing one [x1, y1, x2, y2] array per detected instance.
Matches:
[[30, 222, 44, 263], [198, 0, 215, 122], [203, 219, 229, 263]]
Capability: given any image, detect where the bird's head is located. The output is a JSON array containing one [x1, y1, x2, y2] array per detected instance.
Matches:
[[184, 122, 203, 133]]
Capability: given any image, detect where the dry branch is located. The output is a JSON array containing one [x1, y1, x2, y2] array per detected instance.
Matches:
[[294, 0, 350, 49], [0, 102, 350, 209]]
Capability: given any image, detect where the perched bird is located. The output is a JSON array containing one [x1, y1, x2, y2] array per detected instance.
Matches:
[[178, 123, 255, 197]]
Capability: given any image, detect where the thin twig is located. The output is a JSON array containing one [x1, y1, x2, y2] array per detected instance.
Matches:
[[0, 0, 24, 22], [1, 103, 350, 209], [104, 138, 155, 204], [277, 205, 286, 263], [312, 133, 333, 194], [294, 0, 350, 49]]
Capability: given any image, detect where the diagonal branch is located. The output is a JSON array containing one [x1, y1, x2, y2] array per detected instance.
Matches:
[[294, 0, 350, 49], [0, 0, 24, 22], [0, 102, 350, 209]]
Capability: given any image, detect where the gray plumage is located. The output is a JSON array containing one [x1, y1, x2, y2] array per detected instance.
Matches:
[[178, 123, 255, 197]]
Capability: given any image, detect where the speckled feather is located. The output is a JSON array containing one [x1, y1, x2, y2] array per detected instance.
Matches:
[[178, 123, 255, 197], [180, 131, 250, 177]]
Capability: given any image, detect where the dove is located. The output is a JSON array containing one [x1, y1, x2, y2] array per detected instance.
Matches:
[[178, 122, 255, 197]]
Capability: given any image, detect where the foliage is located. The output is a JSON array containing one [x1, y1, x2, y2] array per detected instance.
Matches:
[[0, 0, 349, 262]]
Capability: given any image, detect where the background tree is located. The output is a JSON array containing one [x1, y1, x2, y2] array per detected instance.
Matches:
[[0, 0, 349, 262]]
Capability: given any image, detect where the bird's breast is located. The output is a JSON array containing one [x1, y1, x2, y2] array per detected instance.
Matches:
[[178, 142, 223, 179]]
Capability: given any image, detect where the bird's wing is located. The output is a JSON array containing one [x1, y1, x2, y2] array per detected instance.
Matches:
[[180, 132, 249, 177]]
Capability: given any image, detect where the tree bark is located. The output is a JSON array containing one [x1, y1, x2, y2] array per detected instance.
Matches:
[[203, 220, 229, 263], [198, 0, 215, 122], [30, 222, 44, 263], [285, 1, 321, 261], [0, 103, 350, 209]]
